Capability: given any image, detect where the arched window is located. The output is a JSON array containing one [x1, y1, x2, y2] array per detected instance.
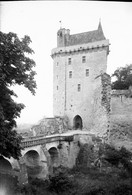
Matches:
[[78, 84, 81, 91], [69, 71, 72, 78]]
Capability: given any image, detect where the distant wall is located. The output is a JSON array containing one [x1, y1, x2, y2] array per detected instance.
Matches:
[[109, 90, 132, 151], [111, 90, 132, 117], [32, 116, 69, 136]]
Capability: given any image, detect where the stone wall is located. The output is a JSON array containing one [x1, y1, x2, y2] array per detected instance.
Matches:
[[52, 37, 109, 130], [109, 90, 132, 151], [31, 116, 69, 136], [90, 73, 111, 138], [58, 134, 102, 169], [59, 140, 80, 168], [64, 47, 108, 129]]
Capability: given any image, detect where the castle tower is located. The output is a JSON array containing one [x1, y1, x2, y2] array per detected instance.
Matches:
[[51, 22, 110, 132]]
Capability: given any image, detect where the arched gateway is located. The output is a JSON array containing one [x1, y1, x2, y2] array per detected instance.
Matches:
[[73, 115, 83, 130]]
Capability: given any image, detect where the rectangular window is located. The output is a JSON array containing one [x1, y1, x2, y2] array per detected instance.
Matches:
[[57, 86, 58, 90], [82, 56, 86, 63], [68, 58, 71, 65], [86, 69, 89, 77], [78, 84, 81, 92], [69, 71, 72, 78], [57, 62, 59, 66]]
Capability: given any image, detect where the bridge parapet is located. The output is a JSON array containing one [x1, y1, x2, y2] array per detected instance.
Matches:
[[21, 130, 97, 149], [21, 135, 74, 148]]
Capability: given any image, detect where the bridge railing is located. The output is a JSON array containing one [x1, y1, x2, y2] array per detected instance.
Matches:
[[21, 134, 73, 148]]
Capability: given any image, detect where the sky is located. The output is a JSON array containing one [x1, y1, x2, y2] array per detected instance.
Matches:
[[1, 1, 132, 125]]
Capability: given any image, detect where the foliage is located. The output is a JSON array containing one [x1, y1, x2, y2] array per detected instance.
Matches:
[[99, 143, 132, 177], [111, 64, 132, 90], [48, 170, 75, 194], [16, 178, 54, 195], [110, 184, 132, 195], [0, 31, 36, 159], [69, 165, 132, 195], [8, 164, 132, 195]]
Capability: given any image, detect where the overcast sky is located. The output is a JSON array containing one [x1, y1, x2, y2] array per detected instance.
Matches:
[[1, 1, 132, 125]]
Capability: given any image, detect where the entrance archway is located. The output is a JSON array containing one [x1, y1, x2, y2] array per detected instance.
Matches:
[[73, 115, 83, 130]]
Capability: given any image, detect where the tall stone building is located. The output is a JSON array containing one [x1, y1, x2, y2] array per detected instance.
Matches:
[[51, 22, 111, 136]]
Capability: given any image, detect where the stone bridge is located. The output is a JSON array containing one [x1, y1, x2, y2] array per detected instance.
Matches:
[[0, 131, 95, 184]]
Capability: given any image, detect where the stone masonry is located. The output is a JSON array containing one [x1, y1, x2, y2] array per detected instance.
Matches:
[[91, 73, 111, 137], [51, 22, 110, 136], [31, 116, 69, 136]]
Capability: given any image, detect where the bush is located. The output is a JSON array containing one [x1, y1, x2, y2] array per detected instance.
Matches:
[[99, 144, 132, 170], [111, 184, 132, 195], [103, 145, 121, 166], [48, 170, 75, 194], [16, 178, 52, 195], [118, 169, 130, 179], [83, 187, 105, 195]]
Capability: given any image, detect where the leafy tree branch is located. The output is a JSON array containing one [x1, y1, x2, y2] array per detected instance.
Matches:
[[0, 31, 37, 159]]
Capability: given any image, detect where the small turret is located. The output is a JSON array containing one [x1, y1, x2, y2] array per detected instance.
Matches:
[[57, 28, 70, 47], [97, 20, 106, 40], [98, 20, 103, 31]]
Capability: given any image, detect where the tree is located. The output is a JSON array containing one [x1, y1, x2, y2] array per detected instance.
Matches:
[[111, 64, 132, 90], [0, 31, 36, 159]]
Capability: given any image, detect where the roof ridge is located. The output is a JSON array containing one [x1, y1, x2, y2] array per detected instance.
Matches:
[[70, 29, 98, 37]]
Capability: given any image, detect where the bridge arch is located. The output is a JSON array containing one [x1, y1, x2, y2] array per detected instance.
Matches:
[[48, 147, 59, 167], [73, 115, 83, 129], [24, 150, 42, 178], [21, 145, 40, 157], [24, 150, 40, 167], [0, 156, 12, 172]]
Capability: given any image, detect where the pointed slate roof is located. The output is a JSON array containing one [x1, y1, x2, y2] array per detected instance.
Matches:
[[66, 22, 106, 46]]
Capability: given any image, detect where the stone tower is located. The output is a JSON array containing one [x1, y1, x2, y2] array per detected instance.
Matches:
[[51, 22, 110, 134]]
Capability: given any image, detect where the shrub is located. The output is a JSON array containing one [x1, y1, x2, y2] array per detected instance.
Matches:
[[99, 144, 132, 169], [83, 187, 105, 195], [48, 170, 75, 194], [118, 169, 130, 179], [103, 145, 121, 166], [111, 184, 132, 195], [16, 178, 52, 195]]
